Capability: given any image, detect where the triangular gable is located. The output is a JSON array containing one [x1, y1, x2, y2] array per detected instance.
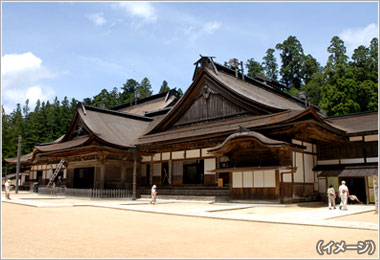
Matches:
[[148, 68, 282, 133]]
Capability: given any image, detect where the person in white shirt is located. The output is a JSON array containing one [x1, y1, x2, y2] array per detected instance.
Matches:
[[338, 180, 349, 210], [4, 179, 11, 200], [150, 185, 157, 204], [327, 184, 336, 209]]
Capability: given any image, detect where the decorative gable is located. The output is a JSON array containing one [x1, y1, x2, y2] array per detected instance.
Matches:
[[172, 84, 250, 128]]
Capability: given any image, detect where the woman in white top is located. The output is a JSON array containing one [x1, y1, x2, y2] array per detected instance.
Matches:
[[338, 181, 349, 210]]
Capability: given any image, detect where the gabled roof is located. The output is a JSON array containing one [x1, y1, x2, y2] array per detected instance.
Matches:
[[35, 105, 153, 153], [146, 57, 307, 134]]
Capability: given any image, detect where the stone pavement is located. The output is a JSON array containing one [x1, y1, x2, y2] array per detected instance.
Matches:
[[2, 194, 378, 231]]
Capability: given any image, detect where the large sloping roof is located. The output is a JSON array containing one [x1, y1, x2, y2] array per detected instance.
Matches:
[[147, 57, 307, 134], [34, 105, 153, 154], [35, 136, 92, 153], [4, 152, 33, 165], [78, 106, 152, 148], [326, 111, 378, 135], [210, 68, 305, 110]]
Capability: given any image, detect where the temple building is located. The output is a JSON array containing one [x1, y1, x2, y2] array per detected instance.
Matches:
[[5, 56, 378, 203]]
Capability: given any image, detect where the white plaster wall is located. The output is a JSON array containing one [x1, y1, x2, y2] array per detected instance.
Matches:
[[293, 152, 304, 182], [318, 178, 326, 193], [186, 149, 200, 158], [204, 158, 216, 175], [162, 152, 170, 161], [304, 154, 314, 183], [243, 171, 254, 188], [254, 171, 264, 187], [232, 172, 243, 188], [263, 170, 276, 187], [141, 156, 151, 162], [172, 151, 185, 159]]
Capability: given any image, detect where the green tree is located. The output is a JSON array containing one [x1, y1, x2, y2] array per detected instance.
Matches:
[[138, 77, 153, 99], [120, 79, 139, 104], [159, 80, 170, 93], [320, 36, 359, 115], [262, 48, 278, 81], [246, 58, 265, 77], [276, 36, 305, 89], [302, 54, 321, 85]]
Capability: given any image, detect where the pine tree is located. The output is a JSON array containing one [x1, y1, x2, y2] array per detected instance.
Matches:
[[159, 80, 170, 93], [276, 36, 305, 89], [262, 48, 278, 81]]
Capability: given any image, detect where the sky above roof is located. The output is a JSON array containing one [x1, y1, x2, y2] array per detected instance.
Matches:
[[1, 1, 378, 113]]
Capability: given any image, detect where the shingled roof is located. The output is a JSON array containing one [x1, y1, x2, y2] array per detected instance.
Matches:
[[326, 111, 378, 135]]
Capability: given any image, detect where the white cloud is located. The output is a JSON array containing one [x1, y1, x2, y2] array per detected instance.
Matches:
[[1, 52, 55, 113], [339, 23, 379, 53], [185, 21, 222, 43], [203, 22, 222, 34], [87, 12, 107, 26], [117, 2, 157, 23]]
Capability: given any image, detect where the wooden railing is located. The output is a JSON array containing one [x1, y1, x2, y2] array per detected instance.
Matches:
[[38, 187, 133, 198]]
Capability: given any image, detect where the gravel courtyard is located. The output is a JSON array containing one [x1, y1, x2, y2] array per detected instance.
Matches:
[[1, 193, 378, 259]]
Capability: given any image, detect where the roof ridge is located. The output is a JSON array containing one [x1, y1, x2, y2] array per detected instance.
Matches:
[[326, 110, 378, 119], [83, 104, 153, 121]]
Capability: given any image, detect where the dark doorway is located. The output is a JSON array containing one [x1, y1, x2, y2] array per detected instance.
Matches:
[[36, 171, 43, 184], [146, 164, 151, 186], [183, 160, 204, 184], [73, 167, 94, 189], [161, 163, 169, 185], [340, 177, 367, 204]]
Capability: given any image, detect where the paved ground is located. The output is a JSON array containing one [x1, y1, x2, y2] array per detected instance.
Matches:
[[1, 191, 379, 258], [2, 192, 378, 230]]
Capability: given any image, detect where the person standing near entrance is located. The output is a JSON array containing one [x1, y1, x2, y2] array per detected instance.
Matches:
[[150, 185, 157, 204], [339, 181, 349, 210], [327, 184, 336, 209], [4, 179, 12, 200]]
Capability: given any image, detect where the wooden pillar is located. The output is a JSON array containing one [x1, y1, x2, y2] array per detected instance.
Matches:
[[132, 153, 137, 200], [121, 161, 127, 189], [99, 162, 105, 189], [16, 135, 22, 193], [149, 157, 153, 185], [168, 159, 173, 185]]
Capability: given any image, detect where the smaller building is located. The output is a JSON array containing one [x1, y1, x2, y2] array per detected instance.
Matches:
[[315, 111, 378, 204]]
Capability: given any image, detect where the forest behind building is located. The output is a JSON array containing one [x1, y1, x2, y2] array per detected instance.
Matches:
[[2, 35, 378, 168]]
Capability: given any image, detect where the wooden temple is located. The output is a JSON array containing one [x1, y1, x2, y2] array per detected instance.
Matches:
[[5, 56, 378, 203]]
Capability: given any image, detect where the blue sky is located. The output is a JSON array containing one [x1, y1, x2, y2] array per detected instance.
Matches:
[[1, 1, 378, 113]]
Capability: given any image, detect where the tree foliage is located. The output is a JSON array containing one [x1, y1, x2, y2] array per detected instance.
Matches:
[[159, 80, 170, 93]]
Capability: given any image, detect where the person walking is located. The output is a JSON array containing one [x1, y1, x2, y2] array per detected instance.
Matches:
[[150, 185, 157, 204], [4, 179, 12, 200], [338, 180, 349, 210], [326, 184, 336, 209]]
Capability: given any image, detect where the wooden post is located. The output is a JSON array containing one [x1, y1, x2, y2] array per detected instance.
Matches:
[[16, 135, 22, 194], [132, 152, 137, 200], [99, 163, 105, 189], [374, 175, 378, 214], [168, 159, 173, 185]]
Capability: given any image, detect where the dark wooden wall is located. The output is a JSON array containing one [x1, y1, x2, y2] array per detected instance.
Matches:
[[173, 93, 247, 128], [318, 141, 378, 160]]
